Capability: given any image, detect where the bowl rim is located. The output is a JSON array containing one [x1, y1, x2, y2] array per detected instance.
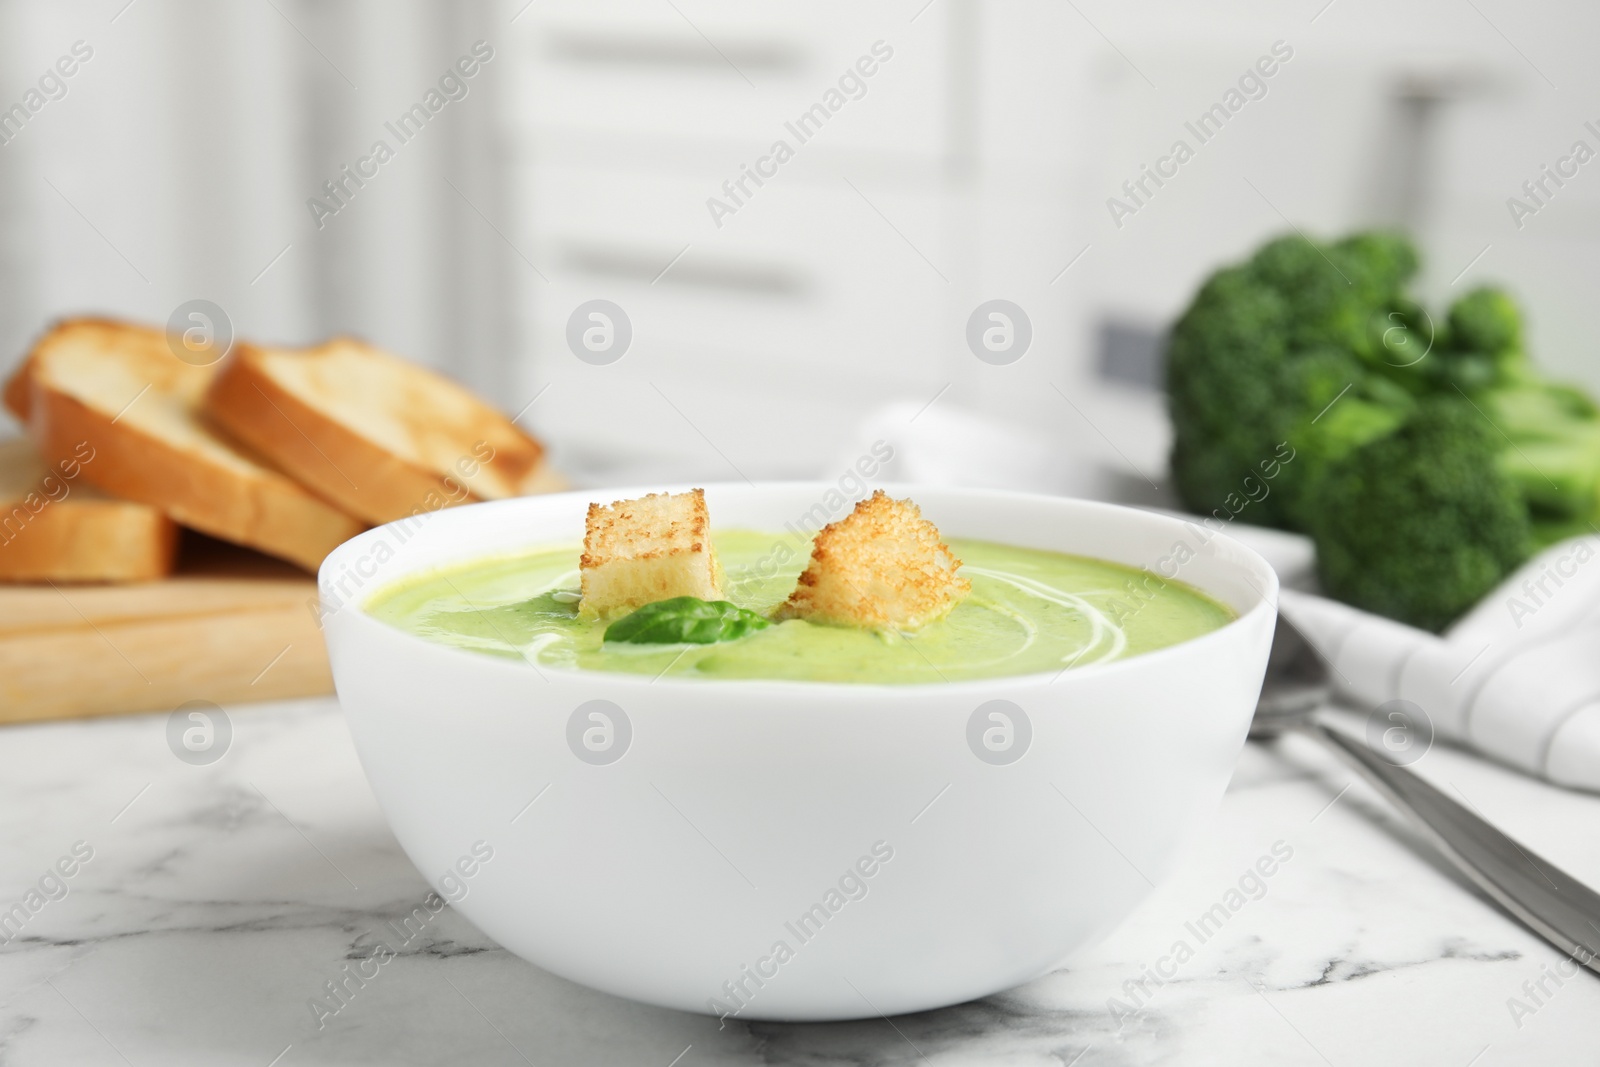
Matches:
[[322, 481, 1280, 696]]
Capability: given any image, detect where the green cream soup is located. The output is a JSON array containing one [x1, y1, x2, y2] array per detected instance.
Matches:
[[366, 531, 1234, 684]]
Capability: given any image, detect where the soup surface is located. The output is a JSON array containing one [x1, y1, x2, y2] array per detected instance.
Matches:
[[366, 531, 1234, 684]]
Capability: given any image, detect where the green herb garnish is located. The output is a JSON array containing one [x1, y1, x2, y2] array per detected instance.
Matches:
[[604, 597, 772, 645]]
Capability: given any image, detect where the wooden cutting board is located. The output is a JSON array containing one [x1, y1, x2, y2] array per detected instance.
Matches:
[[0, 538, 333, 724]]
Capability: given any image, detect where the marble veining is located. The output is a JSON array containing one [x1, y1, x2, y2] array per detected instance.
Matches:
[[1, 696, 1597, 1066]]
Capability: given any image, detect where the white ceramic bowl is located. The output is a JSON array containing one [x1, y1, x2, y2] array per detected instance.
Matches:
[[322, 484, 1277, 1021]]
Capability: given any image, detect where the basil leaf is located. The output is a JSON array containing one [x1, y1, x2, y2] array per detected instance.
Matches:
[[605, 597, 772, 645]]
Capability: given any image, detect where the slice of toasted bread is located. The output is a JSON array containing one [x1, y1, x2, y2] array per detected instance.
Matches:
[[780, 490, 969, 630], [2, 358, 33, 421], [15, 319, 365, 571], [205, 338, 559, 526], [0, 437, 179, 582], [580, 489, 724, 618]]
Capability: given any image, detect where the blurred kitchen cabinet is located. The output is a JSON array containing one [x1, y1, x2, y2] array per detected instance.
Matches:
[[498, 0, 1081, 480]]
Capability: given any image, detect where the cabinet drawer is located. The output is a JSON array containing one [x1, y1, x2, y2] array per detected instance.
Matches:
[[505, 0, 956, 161], [517, 162, 957, 384]]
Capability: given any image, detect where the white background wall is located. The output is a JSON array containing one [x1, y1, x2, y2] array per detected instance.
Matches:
[[1, 0, 1596, 493], [0, 0, 510, 416]]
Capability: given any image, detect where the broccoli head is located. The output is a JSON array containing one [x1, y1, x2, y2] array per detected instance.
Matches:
[[1308, 400, 1530, 632], [1168, 229, 1600, 628], [1166, 231, 1419, 529]]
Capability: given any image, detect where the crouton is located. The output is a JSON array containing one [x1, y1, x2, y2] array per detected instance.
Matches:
[[779, 490, 969, 630], [579, 489, 724, 618]]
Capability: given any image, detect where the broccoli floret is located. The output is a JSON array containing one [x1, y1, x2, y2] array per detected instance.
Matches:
[[1308, 400, 1530, 632], [1334, 231, 1421, 303], [1250, 235, 1372, 355], [1383, 286, 1528, 395], [1166, 232, 1417, 529], [1447, 286, 1522, 359]]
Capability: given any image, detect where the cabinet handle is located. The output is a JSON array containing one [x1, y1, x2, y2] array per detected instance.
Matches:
[[546, 32, 805, 75], [562, 243, 806, 296]]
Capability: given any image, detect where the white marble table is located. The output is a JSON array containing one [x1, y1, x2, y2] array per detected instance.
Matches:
[[1, 695, 1596, 1066]]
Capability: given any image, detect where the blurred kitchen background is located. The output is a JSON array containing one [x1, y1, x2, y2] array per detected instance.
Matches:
[[1, 0, 1596, 496]]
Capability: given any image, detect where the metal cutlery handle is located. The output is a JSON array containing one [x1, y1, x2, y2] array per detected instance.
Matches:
[[1303, 718, 1600, 975]]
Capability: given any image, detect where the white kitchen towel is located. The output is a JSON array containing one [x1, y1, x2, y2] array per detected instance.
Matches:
[[1278, 537, 1600, 793]]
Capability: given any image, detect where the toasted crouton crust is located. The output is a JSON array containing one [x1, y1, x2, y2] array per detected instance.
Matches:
[[581, 489, 711, 567], [580, 489, 724, 617], [780, 490, 969, 630]]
